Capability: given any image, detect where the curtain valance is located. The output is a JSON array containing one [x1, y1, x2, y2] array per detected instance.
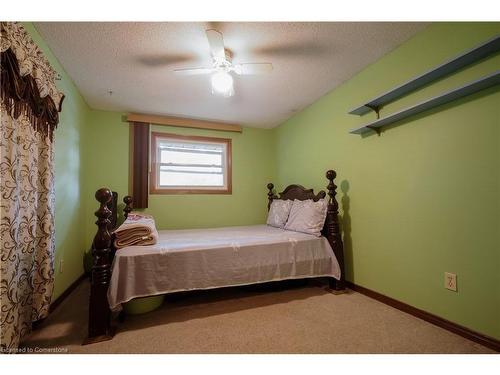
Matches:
[[0, 22, 64, 140]]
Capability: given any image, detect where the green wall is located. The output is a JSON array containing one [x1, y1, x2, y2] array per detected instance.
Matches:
[[24, 23, 91, 299], [273, 22, 500, 339], [82, 110, 276, 243]]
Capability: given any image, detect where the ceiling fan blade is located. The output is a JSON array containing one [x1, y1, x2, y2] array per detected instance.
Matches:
[[234, 63, 273, 75], [206, 29, 226, 62], [173, 67, 215, 76]]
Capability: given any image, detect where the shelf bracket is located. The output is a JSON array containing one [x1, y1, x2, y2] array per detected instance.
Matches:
[[366, 126, 382, 136], [366, 104, 381, 119]]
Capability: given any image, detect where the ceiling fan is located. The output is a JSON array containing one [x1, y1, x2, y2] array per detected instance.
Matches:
[[174, 29, 273, 97]]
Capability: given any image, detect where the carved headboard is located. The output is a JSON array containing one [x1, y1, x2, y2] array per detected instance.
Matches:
[[266, 170, 345, 292], [267, 183, 326, 209]]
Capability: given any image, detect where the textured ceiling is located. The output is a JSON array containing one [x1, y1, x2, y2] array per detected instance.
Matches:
[[34, 22, 428, 128]]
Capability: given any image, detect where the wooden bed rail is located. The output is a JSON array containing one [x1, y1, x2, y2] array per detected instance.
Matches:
[[267, 169, 346, 292]]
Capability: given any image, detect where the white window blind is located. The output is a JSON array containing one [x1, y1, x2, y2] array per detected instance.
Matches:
[[156, 138, 228, 189]]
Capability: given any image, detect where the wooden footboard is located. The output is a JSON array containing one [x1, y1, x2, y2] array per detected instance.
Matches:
[[84, 189, 133, 345], [83, 188, 113, 345]]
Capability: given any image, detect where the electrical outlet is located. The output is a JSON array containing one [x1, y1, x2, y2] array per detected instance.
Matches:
[[59, 259, 64, 274], [445, 272, 457, 291]]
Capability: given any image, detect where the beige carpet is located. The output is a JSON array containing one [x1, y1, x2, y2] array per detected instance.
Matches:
[[22, 279, 494, 354]]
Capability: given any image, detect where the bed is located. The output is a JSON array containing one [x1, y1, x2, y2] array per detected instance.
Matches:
[[84, 169, 346, 344]]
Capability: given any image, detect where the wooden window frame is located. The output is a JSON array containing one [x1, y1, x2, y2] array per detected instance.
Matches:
[[150, 132, 232, 195]]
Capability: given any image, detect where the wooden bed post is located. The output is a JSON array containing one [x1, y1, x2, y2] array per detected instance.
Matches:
[[267, 183, 275, 210], [83, 188, 114, 345], [123, 195, 133, 219], [325, 170, 346, 293]]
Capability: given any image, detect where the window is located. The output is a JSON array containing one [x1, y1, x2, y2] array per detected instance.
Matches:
[[150, 132, 232, 194]]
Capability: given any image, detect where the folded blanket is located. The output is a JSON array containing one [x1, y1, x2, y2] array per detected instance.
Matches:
[[114, 212, 159, 249]]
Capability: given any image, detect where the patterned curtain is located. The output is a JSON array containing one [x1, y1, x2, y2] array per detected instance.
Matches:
[[0, 22, 64, 351]]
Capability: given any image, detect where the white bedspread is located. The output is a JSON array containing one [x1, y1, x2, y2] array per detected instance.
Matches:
[[108, 225, 341, 311]]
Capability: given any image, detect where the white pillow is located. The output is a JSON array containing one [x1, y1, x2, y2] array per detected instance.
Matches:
[[266, 199, 293, 228], [284, 199, 328, 237]]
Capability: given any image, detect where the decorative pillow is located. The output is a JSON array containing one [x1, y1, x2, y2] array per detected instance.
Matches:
[[266, 199, 293, 228], [284, 199, 328, 237]]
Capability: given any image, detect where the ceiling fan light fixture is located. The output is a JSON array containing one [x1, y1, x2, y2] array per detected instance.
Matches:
[[211, 71, 234, 97], [174, 29, 272, 97]]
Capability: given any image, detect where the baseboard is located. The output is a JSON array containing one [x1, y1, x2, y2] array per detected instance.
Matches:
[[32, 273, 88, 330], [346, 281, 500, 352], [50, 273, 88, 314]]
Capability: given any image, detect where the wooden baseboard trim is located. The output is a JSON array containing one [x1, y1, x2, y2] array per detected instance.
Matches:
[[50, 273, 88, 314], [32, 273, 88, 330], [346, 281, 500, 352]]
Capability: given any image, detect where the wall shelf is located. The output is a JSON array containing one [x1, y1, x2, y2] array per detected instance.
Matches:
[[349, 71, 500, 135], [348, 35, 500, 116]]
